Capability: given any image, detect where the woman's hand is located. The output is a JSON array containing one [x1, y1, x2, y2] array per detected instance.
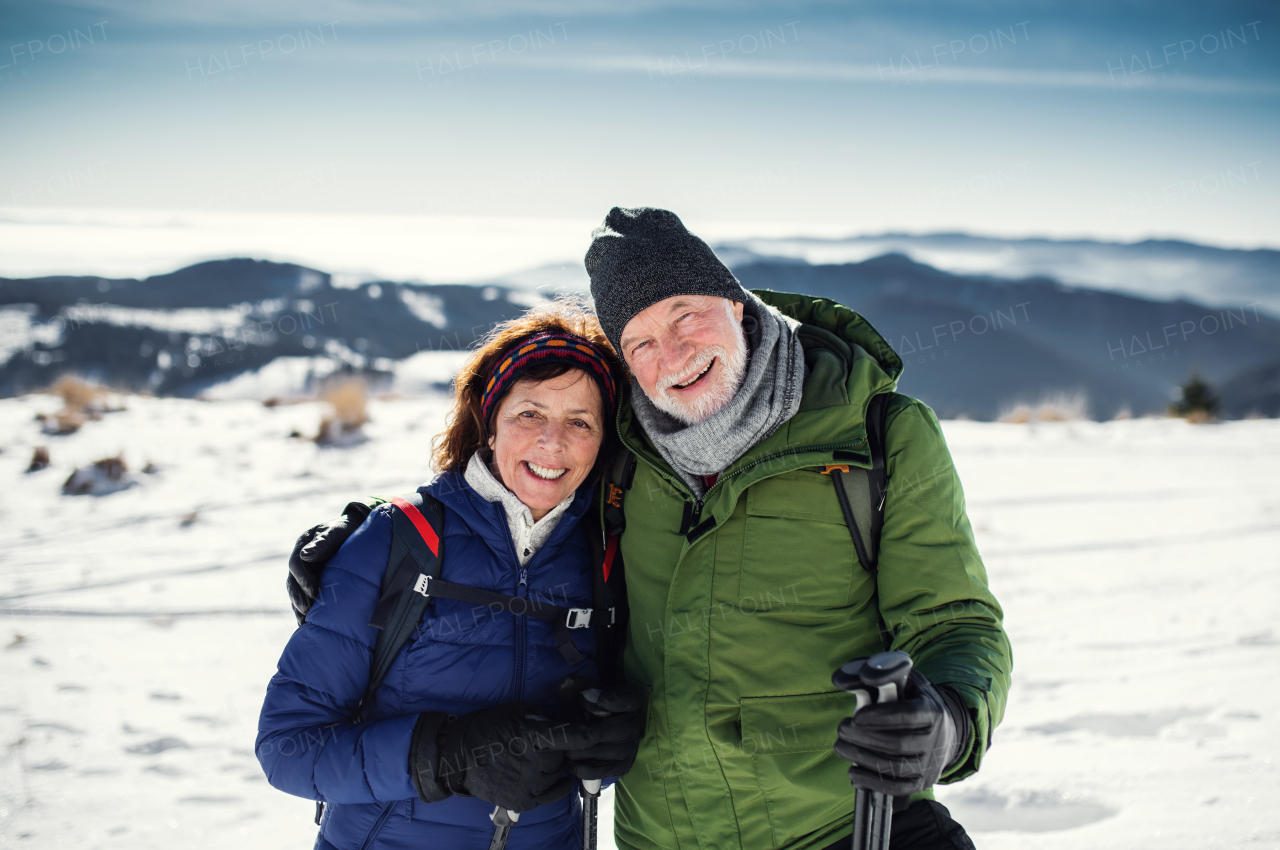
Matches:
[[565, 683, 646, 780], [412, 704, 577, 813]]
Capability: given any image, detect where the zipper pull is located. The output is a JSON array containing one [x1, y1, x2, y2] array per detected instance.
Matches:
[[519, 568, 528, 587], [684, 499, 713, 543], [679, 499, 703, 535]]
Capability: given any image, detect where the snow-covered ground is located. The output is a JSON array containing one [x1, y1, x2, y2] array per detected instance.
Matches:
[[1, 393, 1277, 848]]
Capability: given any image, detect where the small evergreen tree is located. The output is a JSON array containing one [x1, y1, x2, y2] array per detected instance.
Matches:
[[1172, 371, 1218, 418]]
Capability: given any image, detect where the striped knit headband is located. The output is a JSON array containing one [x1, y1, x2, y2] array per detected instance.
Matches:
[[480, 332, 617, 426]]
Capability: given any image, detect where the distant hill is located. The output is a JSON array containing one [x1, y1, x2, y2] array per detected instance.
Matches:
[[0, 259, 537, 397], [2, 254, 1277, 419], [716, 233, 1280, 315], [735, 254, 1280, 419], [1218, 359, 1280, 418]]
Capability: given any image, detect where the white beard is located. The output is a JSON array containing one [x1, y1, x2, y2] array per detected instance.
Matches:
[[650, 321, 749, 426]]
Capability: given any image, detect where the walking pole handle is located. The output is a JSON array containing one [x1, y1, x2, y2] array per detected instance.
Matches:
[[832, 651, 913, 850], [488, 806, 519, 850], [576, 685, 607, 798], [859, 651, 912, 703]]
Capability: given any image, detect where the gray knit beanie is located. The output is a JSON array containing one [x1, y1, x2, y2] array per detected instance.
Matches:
[[585, 207, 746, 353]]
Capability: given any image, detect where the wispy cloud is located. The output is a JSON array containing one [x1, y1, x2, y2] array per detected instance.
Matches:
[[520, 53, 1280, 94], [40, 0, 755, 27]]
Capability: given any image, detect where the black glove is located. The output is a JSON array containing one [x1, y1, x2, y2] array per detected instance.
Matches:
[[833, 669, 971, 797], [286, 501, 374, 624], [564, 683, 646, 780], [410, 704, 580, 813]]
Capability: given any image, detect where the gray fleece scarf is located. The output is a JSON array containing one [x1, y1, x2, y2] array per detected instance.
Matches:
[[631, 292, 806, 497]]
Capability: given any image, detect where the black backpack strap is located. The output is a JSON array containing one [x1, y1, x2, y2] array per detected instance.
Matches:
[[357, 491, 443, 721], [827, 394, 891, 572], [865, 392, 890, 551], [590, 449, 633, 686], [586, 508, 628, 686], [603, 450, 636, 536]]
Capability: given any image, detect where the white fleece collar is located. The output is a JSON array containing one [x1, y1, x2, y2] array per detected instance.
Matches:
[[464, 451, 575, 567]]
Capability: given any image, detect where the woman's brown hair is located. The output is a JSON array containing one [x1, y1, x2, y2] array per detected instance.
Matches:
[[431, 298, 625, 474]]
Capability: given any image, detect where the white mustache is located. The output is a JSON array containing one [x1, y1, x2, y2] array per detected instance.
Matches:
[[658, 348, 723, 392]]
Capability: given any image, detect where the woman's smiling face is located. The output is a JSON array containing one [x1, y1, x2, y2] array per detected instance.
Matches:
[[487, 368, 605, 520]]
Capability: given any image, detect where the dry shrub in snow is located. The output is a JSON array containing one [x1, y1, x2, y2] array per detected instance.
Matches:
[[37, 376, 119, 435], [998, 392, 1090, 424], [26, 446, 50, 473], [62, 454, 136, 496], [1170, 372, 1218, 423], [315, 378, 369, 446]]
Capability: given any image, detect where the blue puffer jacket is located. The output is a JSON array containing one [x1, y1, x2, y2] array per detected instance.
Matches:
[[257, 468, 603, 849]]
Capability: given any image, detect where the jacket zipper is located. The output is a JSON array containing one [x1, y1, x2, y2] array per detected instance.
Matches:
[[625, 430, 869, 500], [626, 436, 868, 543], [514, 567, 528, 702]]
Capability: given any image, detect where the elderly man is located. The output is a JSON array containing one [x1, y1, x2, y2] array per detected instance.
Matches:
[[584, 208, 1007, 850], [288, 207, 1010, 850]]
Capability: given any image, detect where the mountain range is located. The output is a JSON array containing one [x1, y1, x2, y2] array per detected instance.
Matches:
[[2, 251, 1277, 419], [715, 233, 1280, 316]]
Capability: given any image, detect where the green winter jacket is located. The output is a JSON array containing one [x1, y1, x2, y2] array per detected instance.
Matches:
[[608, 291, 1012, 850]]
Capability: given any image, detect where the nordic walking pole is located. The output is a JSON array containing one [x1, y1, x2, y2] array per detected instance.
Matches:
[[490, 708, 556, 850], [832, 650, 914, 850], [577, 687, 607, 850], [558, 674, 607, 850], [488, 806, 519, 850]]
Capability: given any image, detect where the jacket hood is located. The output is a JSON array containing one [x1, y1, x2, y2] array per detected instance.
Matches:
[[756, 289, 902, 385]]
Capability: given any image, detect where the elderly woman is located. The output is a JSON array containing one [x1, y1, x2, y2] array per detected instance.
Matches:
[[257, 304, 642, 849]]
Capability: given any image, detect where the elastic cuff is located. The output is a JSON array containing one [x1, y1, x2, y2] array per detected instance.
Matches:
[[936, 684, 973, 772], [409, 712, 452, 804]]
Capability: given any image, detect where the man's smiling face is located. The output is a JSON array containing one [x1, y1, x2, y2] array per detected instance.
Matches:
[[619, 294, 748, 425]]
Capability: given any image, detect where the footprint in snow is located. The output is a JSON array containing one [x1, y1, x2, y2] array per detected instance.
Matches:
[[185, 714, 224, 726], [938, 788, 1117, 833], [125, 737, 189, 755], [1026, 707, 1206, 737], [31, 760, 68, 770], [144, 764, 183, 776], [26, 721, 83, 735], [1238, 631, 1276, 646]]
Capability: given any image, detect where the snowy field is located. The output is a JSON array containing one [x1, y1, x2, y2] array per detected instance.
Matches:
[[1, 392, 1278, 849]]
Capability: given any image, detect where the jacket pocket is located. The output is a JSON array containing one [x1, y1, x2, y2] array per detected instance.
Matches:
[[739, 691, 857, 847], [742, 470, 864, 608]]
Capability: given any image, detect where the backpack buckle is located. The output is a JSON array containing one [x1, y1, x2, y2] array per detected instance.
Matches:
[[565, 608, 592, 629], [821, 465, 850, 475], [413, 574, 432, 597]]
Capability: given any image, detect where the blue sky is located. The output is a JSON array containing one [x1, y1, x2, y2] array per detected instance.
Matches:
[[1, 0, 1277, 254]]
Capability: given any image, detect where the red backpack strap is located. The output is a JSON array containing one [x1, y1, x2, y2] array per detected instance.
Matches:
[[358, 491, 443, 721], [389, 496, 440, 557]]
